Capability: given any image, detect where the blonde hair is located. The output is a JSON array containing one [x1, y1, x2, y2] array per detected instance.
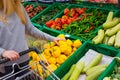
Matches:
[[0, 0, 27, 24]]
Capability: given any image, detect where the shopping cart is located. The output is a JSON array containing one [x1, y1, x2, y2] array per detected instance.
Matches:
[[0, 47, 60, 80]]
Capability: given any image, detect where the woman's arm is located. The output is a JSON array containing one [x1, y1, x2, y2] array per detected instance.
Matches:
[[23, 6, 56, 42]]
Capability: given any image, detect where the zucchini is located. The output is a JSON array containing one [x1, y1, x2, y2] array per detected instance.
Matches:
[[103, 36, 109, 45], [86, 68, 106, 80], [62, 64, 75, 80], [92, 29, 105, 44], [107, 35, 116, 46], [114, 31, 120, 48], [103, 17, 120, 29], [69, 61, 84, 80], [86, 64, 108, 76], [105, 23, 120, 37], [105, 11, 113, 23], [84, 53, 103, 72]]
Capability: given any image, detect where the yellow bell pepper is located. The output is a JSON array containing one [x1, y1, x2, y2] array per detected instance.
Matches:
[[48, 57, 56, 64], [51, 46, 61, 58], [44, 49, 51, 57], [66, 39, 73, 46], [64, 46, 72, 56], [73, 39, 82, 48], [56, 55, 67, 65]]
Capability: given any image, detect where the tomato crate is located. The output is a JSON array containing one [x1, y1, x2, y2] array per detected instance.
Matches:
[[23, 2, 49, 19], [98, 55, 120, 80], [46, 42, 119, 80], [31, 3, 69, 27]]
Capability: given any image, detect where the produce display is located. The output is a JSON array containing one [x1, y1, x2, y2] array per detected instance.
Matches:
[[92, 11, 120, 48], [46, 7, 86, 29], [103, 57, 120, 80], [25, 4, 46, 18], [21, 2, 120, 80], [46, 7, 108, 40], [33, 4, 67, 25], [28, 34, 83, 77]]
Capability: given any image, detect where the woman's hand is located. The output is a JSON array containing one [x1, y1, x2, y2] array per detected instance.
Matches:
[[2, 50, 20, 61], [53, 38, 66, 45]]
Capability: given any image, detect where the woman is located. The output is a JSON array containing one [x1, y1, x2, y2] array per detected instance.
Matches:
[[0, 0, 64, 79]]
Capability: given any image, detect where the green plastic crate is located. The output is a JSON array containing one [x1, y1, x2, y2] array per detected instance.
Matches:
[[32, 22, 44, 30], [46, 42, 119, 80], [98, 55, 120, 80], [41, 26, 61, 37], [31, 3, 68, 26], [23, 2, 49, 19]]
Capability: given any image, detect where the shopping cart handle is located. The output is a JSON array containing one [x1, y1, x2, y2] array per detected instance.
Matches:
[[0, 47, 40, 64]]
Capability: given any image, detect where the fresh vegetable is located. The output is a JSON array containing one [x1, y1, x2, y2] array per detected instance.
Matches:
[[46, 8, 86, 30], [25, 4, 46, 18], [105, 23, 120, 36], [105, 11, 113, 23], [92, 29, 105, 44], [84, 53, 103, 72], [62, 64, 75, 80], [103, 36, 109, 45], [69, 61, 85, 80], [103, 11, 120, 29], [103, 17, 120, 29], [86, 64, 108, 75], [107, 35, 115, 46], [114, 31, 120, 48], [86, 67, 106, 80]]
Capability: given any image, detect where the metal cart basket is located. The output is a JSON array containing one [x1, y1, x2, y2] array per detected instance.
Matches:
[[0, 47, 60, 80]]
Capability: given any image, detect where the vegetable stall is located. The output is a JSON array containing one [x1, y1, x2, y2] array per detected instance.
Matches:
[[22, 1, 120, 80]]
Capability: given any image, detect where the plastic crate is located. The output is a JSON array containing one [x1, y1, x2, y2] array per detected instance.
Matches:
[[46, 42, 119, 80], [23, 2, 49, 19], [41, 26, 61, 37], [98, 55, 120, 80], [31, 3, 68, 26]]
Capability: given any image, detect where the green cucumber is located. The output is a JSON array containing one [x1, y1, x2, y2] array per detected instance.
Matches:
[[62, 64, 75, 80], [69, 61, 84, 80]]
